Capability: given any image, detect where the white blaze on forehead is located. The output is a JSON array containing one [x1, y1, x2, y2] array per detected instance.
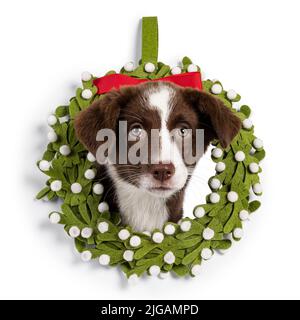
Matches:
[[147, 85, 188, 188]]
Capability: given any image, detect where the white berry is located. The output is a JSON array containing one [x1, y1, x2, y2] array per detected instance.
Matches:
[[164, 251, 175, 264], [171, 66, 182, 75], [59, 145, 71, 156], [130, 235, 141, 247], [87, 152, 96, 162], [201, 248, 213, 260], [118, 229, 130, 240], [242, 119, 253, 130], [249, 162, 259, 173], [227, 191, 239, 202], [152, 232, 164, 243], [180, 221, 192, 232], [216, 162, 226, 172], [93, 183, 103, 195], [123, 250, 134, 262], [226, 90, 237, 100], [202, 227, 215, 240], [81, 71, 92, 82], [71, 182, 82, 194], [69, 226, 80, 238], [233, 228, 243, 239], [124, 61, 134, 72], [47, 115, 57, 126], [49, 212, 60, 224], [81, 227, 93, 238], [98, 202, 109, 213], [209, 178, 221, 190], [97, 221, 109, 233], [128, 274, 139, 285], [194, 207, 205, 218], [47, 131, 58, 143], [210, 192, 220, 203], [81, 89, 93, 100], [211, 83, 222, 94], [149, 265, 160, 276], [253, 138, 263, 149], [235, 151, 245, 162], [159, 272, 170, 279], [84, 169, 96, 180], [239, 210, 249, 221], [187, 64, 198, 72], [50, 180, 62, 192], [191, 264, 201, 276], [212, 148, 223, 158], [253, 183, 263, 194], [99, 254, 110, 266], [39, 160, 50, 171], [164, 224, 176, 235], [144, 62, 155, 73], [81, 250, 92, 262]]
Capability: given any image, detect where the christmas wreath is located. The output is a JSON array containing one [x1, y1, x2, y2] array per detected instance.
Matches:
[[36, 17, 265, 282]]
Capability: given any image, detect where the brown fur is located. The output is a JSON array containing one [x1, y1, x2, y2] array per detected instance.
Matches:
[[74, 82, 241, 228]]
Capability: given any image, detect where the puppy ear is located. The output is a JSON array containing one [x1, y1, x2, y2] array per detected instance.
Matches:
[[74, 90, 121, 155], [182, 88, 241, 148]]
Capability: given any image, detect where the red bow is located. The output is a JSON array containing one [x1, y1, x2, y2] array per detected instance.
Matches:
[[93, 72, 202, 94]]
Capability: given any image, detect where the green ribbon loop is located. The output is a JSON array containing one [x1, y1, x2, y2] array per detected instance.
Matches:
[[141, 16, 158, 65]]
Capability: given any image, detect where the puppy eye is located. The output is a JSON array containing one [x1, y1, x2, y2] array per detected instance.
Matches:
[[129, 124, 144, 138], [176, 126, 191, 137]]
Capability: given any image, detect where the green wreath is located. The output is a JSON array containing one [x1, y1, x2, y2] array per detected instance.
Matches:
[[36, 17, 265, 282]]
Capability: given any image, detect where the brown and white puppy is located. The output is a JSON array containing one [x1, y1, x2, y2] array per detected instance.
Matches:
[[75, 82, 241, 232]]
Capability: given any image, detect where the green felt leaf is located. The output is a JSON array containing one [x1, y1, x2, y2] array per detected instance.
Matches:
[[240, 105, 251, 117], [182, 56, 192, 65], [248, 200, 261, 213], [253, 149, 266, 161], [36, 186, 50, 199], [55, 106, 69, 117]]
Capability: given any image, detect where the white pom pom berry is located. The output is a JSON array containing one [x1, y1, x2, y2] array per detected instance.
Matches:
[[180, 220, 192, 232], [152, 232, 164, 243], [235, 151, 245, 162], [187, 64, 198, 72], [124, 61, 134, 72], [233, 228, 243, 239], [210, 192, 220, 203], [118, 229, 130, 240], [81, 71, 92, 82], [98, 221, 109, 233], [171, 66, 182, 75], [164, 224, 176, 235], [49, 212, 61, 224], [191, 264, 201, 276], [149, 265, 160, 276], [202, 227, 215, 240], [98, 202, 109, 213], [47, 131, 58, 143], [163, 251, 175, 264], [212, 148, 223, 158], [81, 89, 93, 100], [81, 250, 92, 262], [209, 178, 221, 190], [39, 160, 50, 171], [123, 250, 134, 262], [81, 227, 93, 238], [242, 119, 253, 130], [226, 90, 237, 100], [130, 235, 141, 247], [71, 182, 82, 194], [211, 83, 222, 94], [239, 210, 249, 221], [253, 138, 263, 149], [249, 162, 259, 173], [99, 254, 110, 266], [144, 62, 155, 73], [47, 115, 57, 126], [59, 145, 71, 156], [69, 226, 80, 238], [50, 180, 62, 192], [194, 206, 205, 218], [84, 169, 96, 180], [215, 162, 226, 172], [227, 191, 239, 202], [253, 183, 263, 195], [93, 183, 104, 195], [201, 248, 213, 260], [87, 152, 96, 162]]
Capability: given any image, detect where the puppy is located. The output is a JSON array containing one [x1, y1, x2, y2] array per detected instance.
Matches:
[[75, 82, 241, 232]]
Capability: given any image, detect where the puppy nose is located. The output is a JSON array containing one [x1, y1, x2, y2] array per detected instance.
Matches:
[[151, 163, 175, 182]]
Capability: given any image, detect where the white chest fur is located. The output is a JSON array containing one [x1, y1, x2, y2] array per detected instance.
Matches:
[[107, 167, 169, 232]]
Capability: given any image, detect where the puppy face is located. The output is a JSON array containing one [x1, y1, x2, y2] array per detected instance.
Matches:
[[75, 82, 241, 199]]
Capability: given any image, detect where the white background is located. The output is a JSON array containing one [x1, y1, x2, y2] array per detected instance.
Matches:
[[0, 0, 299, 300]]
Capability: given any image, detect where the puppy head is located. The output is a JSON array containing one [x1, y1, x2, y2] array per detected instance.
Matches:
[[75, 82, 241, 198]]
